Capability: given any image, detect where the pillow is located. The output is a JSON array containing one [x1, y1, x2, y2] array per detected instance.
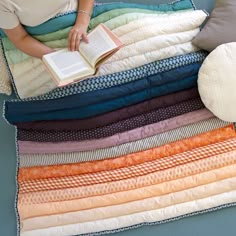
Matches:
[[198, 43, 236, 122], [193, 0, 236, 52], [0, 39, 12, 95]]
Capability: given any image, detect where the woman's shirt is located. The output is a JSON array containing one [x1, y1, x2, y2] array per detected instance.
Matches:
[[0, 0, 78, 29]]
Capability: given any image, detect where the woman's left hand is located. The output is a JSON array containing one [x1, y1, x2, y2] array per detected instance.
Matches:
[[68, 23, 89, 51]]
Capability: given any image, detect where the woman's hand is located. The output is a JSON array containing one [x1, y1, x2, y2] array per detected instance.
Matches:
[[68, 0, 94, 51], [68, 23, 89, 51]]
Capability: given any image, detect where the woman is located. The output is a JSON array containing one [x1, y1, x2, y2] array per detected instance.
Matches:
[[0, 0, 94, 58]]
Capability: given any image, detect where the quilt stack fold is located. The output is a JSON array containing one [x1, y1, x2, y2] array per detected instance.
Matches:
[[2, 1, 236, 236]]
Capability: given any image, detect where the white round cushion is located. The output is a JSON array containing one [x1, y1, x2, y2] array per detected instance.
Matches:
[[198, 43, 236, 122]]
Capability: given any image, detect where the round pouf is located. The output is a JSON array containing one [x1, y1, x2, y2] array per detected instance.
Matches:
[[198, 42, 236, 122]]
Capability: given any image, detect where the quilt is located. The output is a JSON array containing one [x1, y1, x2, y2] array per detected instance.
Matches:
[[1, 1, 207, 99], [2, 1, 236, 236]]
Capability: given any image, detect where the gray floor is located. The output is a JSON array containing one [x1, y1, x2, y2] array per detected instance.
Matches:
[[1, 0, 236, 235]]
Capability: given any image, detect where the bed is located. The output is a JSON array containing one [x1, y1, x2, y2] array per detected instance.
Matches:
[[1, 0, 236, 236]]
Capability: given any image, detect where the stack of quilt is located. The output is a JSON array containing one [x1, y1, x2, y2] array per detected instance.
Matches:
[[2, 1, 236, 236]]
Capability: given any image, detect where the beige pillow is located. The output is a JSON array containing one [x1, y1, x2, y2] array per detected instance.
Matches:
[[198, 43, 236, 122], [193, 0, 236, 52], [0, 40, 12, 95]]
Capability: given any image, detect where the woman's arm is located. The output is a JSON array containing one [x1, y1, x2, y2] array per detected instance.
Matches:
[[3, 24, 54, 59], [68, 0, 94, 51]]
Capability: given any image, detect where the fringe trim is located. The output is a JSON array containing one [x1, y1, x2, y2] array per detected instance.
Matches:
[[15, 127, 21, 236]]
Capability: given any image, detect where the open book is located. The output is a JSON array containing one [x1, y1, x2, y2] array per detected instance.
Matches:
[[42, 24, 123, 87]]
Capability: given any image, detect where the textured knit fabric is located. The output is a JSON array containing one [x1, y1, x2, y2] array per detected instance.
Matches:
[[0, 39, 12, 95]]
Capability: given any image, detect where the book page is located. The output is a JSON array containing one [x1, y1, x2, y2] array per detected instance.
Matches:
[[44, 49, 93, 81], [79, 25, 117, 67]]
